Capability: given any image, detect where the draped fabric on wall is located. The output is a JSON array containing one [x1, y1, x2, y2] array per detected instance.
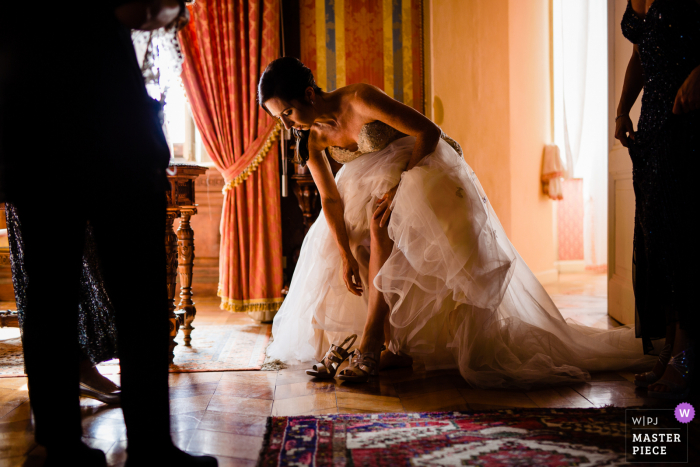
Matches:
[[179, 0, 284, 313], [300, 0, 424, 113], [553, 0, 608, 270]]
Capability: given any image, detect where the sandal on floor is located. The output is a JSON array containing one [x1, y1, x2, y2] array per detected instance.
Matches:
[[648, 346, 694, 400], [336, 346, 385, 383], [635, 343, 673, 388], [306, 334, 357, 379]]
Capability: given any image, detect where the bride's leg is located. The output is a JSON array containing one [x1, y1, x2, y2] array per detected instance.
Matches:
[[358, 215, 394, 354], [358, 215, 414, 371]]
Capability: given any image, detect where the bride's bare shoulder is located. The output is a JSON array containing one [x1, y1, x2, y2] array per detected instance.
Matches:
[[336, 83, 386, 105]]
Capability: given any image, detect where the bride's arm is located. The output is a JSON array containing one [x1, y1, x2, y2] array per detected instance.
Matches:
[[353, 85, 441, 226], [354, 85, 441, 172], [306, 138, 363, 297]]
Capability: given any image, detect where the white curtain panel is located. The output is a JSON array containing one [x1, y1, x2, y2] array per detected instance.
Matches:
[[553, 0, 608, 269]]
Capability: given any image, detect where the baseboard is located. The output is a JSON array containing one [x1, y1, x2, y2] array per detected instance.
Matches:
[[534, 268, 558, 285], [555, 260, 586, 273]]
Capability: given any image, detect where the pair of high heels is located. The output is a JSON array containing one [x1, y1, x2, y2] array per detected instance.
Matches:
[[305, 334, 383, 383], [636, 343, 694, 400]]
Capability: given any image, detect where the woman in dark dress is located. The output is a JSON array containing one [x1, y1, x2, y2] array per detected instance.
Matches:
[[616, 0, 700, 399], [4, 204, 121, 402]]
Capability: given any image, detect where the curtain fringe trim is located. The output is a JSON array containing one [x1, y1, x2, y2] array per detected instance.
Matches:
[[217, 286, 284, 313], [222, 123, 282, 194]]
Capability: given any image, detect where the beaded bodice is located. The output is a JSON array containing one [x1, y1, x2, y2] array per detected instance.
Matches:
[[327, 121, 463, 164], [621, 0, 700, 137]]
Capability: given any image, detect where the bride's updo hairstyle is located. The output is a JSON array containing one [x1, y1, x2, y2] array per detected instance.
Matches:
[[258, 57, 321, 165]]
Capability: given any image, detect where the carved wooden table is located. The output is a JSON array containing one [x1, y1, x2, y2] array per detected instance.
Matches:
[[166, 162, 208, 362]]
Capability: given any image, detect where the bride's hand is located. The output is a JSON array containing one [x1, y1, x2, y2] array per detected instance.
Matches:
[[374, 186, 398, 228], [342, 254, 363, 296]]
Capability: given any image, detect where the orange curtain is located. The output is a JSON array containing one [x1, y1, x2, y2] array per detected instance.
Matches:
[[179, 0, 283, 313]]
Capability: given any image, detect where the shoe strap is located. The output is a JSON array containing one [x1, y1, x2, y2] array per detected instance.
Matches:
[[668, 347, 694, 381]]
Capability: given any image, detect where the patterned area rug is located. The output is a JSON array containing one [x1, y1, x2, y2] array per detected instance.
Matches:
[[259, 409, 641, 466], [0, 322, 270, 377]]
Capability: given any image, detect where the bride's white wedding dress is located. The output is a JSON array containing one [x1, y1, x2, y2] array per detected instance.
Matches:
[[267, 122, 656, 389]]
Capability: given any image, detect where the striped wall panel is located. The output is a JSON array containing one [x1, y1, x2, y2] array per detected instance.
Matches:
[[300, 0, 424, 113]]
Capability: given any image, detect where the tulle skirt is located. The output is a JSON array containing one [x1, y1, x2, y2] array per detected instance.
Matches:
[[267, 136, 656, 389]]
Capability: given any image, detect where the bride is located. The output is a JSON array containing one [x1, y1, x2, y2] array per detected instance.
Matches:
[[260, 57, 655, 389]]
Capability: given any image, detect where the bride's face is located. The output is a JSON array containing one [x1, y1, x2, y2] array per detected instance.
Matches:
[[264, 96, 316, 131]]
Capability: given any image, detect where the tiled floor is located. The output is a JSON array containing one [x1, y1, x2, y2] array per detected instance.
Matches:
[[0, 272, 692, 466]]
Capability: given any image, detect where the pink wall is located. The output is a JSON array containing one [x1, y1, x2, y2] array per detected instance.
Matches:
[[430, 0, 556, 280]]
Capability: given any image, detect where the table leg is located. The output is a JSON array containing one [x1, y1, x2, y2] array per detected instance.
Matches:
[[165, 210, 180, 362], [176, 208, 197, 346]]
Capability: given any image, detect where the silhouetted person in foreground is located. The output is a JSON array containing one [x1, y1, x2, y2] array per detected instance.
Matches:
[[0, 2, 216, 465]]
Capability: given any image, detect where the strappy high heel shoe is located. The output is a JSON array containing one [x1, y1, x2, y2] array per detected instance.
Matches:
[[648, 346, 694, 400], [336, 346, 385, 383], [306, 334, 357, 379], [635, 343, 673, 388]]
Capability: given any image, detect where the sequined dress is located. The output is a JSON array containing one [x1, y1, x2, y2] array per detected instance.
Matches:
[[267, 121, 655, 389], [621, 0, 700, 353], [5, 204, 118, 365]]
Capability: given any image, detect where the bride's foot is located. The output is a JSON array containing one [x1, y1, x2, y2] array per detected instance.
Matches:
[[337, 343, 385, 383], [379, 350, 413, 371], [648, 346, 694, 400], [634, 343, 672, 388]]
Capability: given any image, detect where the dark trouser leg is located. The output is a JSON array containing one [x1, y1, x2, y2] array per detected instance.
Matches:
[[89, 191, 172, 451], [13, 200, 86, 447]]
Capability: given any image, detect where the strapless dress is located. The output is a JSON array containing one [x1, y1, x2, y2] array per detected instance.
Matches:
[[267, 120, 655, 389]]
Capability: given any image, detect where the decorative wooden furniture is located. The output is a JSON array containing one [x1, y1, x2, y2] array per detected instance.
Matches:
[[166, 162, 208, 362], [291, 163, 320, 234]]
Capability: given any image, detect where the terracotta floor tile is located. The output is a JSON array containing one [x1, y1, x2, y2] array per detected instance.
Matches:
[[0, 418, 32, 435], [170, 382, 220, 400], [335, 393, 403, 413], [459, 388, 538, 408], [214, 382, 275, 400], [526, 387, 595, 408], [271, 393, 337, 416], [273, 381, 335, 400], [400, 388, 468, 412], [617, 371, 637, 383], [588, 372, 628, 382], [393, 374, 461, 397], [0, 431, 36, 459], [172, 429, 198, 451], [337, 406, 395, 414], [0, 456, 30, 467], [0, 390, 29, 419], [335, 380, 398, 397], [0, 379, 27, 391], [207, 395, 273, 417], [275, 369, 316, 386], [105, 440, 127, 466], [197, 412, 268, 437], [171, 411, 206, 433], [81, 416, 125, 441], [91, 407, 125, 422], [169, 394, 214, 415], [573, 381, 643, 401], [220, 372, 277, 385], [296, 407, 339, 416], [169, 372, 224, 387], [80, 437, 116, 454], [186, 429, 263, 460], [0, 402, 31, 424]]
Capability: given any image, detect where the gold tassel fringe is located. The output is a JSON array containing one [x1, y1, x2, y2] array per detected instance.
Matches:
[[217, 285, 284, 313], [222, 123, 282, 194]]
